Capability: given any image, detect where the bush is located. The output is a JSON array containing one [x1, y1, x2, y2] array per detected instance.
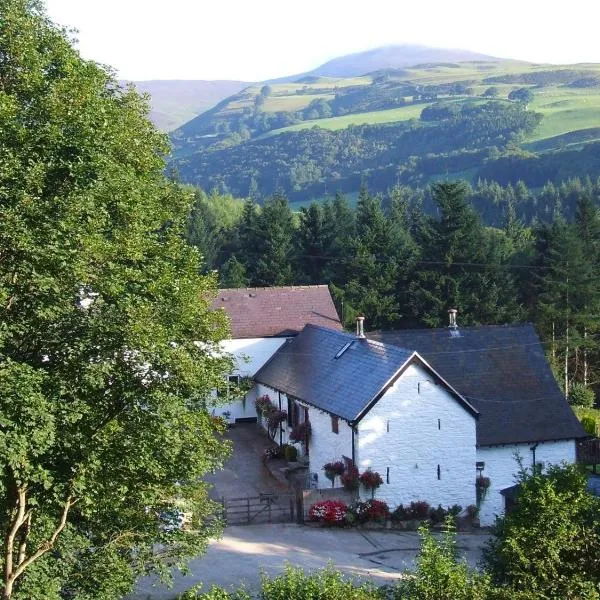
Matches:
[[581, 415, 598, 437], [284, 444, 298, 462], [429, 504, 448, 524], [570, 382, 596, 408], [394, 520, 493, 600], [391, 504, 407, 523], [259, 564, 381, 600], [483, 462, 600, 598], [308, 500, 348, 526], [347, 499, 389, 524], [407, 500, 430, 520]]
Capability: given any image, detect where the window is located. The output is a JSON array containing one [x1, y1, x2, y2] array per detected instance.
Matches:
[[331, 415, 339, 434]]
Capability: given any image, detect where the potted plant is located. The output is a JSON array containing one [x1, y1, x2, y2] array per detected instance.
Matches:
[[341, 464, 360, 491], [359, 469, 384, 498], [476, 475, 491, 504], [323, 461, 345, 488]]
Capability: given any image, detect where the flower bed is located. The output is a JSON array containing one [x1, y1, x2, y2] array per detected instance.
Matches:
[[308, 500, 348, 526]]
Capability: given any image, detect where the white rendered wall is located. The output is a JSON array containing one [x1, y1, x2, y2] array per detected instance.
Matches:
[[212, 338, 287, 421], [477, 439, 577, 526], [357, 363, 477, 509], [307, 407, 353, 489]]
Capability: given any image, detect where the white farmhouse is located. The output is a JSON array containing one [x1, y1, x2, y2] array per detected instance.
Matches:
[[253, 314, 586, 525], [210, 285, 342, 422]]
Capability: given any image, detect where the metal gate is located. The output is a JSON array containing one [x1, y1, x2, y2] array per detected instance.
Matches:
[[221, 493, 298, 525]]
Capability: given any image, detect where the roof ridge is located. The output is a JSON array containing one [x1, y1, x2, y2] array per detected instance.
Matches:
[[372, 322, 535, 335], [218, 285, 330, 292], [304, 323, 413, 353]]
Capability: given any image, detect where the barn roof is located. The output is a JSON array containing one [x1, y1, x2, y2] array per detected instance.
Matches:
[[212, 286, 342, 339], [369, 324, 586, 446], [254, 324, 477, 422]]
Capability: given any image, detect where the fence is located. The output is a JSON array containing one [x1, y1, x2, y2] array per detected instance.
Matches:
[[221, 493, 298, 525]]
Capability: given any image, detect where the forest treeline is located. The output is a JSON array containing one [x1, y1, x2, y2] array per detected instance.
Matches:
[[187, 178, 600, 405]]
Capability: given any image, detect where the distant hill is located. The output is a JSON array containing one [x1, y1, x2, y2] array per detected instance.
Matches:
[[131, 80, 250, 131], [310, 45, 501, 77], [268, 44, 503, 83], [169, 59, 600, 205]]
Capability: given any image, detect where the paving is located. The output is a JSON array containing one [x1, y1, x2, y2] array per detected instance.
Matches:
[[204, 423, 290, 500], [131, 523, 490, 600]]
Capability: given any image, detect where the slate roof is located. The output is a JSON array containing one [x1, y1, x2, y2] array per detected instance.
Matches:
[[212, 286, 342, 339], [254, 324, 476, 423], [369, 324, 586, 447]]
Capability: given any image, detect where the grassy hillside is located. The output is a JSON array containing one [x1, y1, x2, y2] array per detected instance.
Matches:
[[170, 60, 600, 203]]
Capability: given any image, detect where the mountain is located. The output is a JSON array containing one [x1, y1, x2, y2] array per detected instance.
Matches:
[[131, 80, 250, 131], [309, 44, 500, 77], [267, 44, 503, 83]]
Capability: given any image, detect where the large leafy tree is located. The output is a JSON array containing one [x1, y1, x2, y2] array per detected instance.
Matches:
[[0, 2, 231, 598]]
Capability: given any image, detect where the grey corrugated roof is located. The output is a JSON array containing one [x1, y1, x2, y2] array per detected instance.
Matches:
[[370, 324, 586, 447], [254, 324, 475, 423]]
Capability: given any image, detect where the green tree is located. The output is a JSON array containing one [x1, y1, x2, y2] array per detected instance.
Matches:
[[483, 463, 600, 598], [297, 203, 335, 284], [508, 87, 534, 105], [220, 255, 248, 288], [0, 2, 231, 598]]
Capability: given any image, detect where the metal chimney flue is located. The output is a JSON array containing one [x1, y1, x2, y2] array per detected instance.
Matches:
[[448, 309, 458, 329], [356, 316, 366, 339]]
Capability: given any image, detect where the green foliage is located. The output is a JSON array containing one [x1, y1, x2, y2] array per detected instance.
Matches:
[[483, 463, 600, 598], [393, 521, 491, 600], [569, 383, 596, 408], [581, 415, 598, 436], [260, 564, 381, 600], [0, 1, 231, 597]]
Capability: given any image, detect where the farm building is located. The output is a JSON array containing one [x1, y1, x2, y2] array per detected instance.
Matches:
[[251, 313, 585, 525]]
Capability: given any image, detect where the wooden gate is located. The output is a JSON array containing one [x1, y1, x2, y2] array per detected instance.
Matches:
[[221, 493, 298, 525]]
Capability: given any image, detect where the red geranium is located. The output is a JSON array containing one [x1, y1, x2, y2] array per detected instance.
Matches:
[[308, 500, 348, 525]]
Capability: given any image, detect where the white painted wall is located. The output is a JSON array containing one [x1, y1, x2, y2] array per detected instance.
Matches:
[[211, 338, 287, 421], [307, 407, 353, 489], [357, 363, 477, 510], [477, 439, 577, 526]]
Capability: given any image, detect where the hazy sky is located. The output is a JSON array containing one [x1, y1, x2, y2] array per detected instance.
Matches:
[[45, 0, 600, 81]]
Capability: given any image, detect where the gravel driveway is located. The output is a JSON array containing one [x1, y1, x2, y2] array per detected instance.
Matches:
[[132, 523, 489, 599]]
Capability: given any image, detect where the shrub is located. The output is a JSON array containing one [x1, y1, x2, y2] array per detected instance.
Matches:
[[581, 415, 598, 437], [340, 464, 360, 491], [289, 420, 311, 444], [308, 500, 348, 525], [391, 504, 407, 522], [467, 504, 479, 519], [429, 504, 448, 524], [347, 499, 389, 524], [394, 520, 493, 600], [407, 500, 430, 520], [284, 444, 298, 462], [483, 462, 600, 598], [569, 383, 596, 408], [448, 504, 463, 518], [259, 564, 381, 599], [323, 461, 346, 487], [359, 470, 384, 498]]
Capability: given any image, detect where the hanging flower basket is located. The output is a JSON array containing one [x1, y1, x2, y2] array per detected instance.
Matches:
[[323, 461, 346, 487], [476, 476, 491, 504]]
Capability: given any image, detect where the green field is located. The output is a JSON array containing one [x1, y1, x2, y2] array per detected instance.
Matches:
[[264, 103, 434, 136], [525, 88, 600, 144], [262, 93, 336, 113]]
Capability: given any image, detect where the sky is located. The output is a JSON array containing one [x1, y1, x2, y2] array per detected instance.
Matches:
[[45, 0, 600, 82]]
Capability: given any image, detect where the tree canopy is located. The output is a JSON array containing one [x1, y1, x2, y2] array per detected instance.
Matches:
[[0, 1, 231, 598]]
